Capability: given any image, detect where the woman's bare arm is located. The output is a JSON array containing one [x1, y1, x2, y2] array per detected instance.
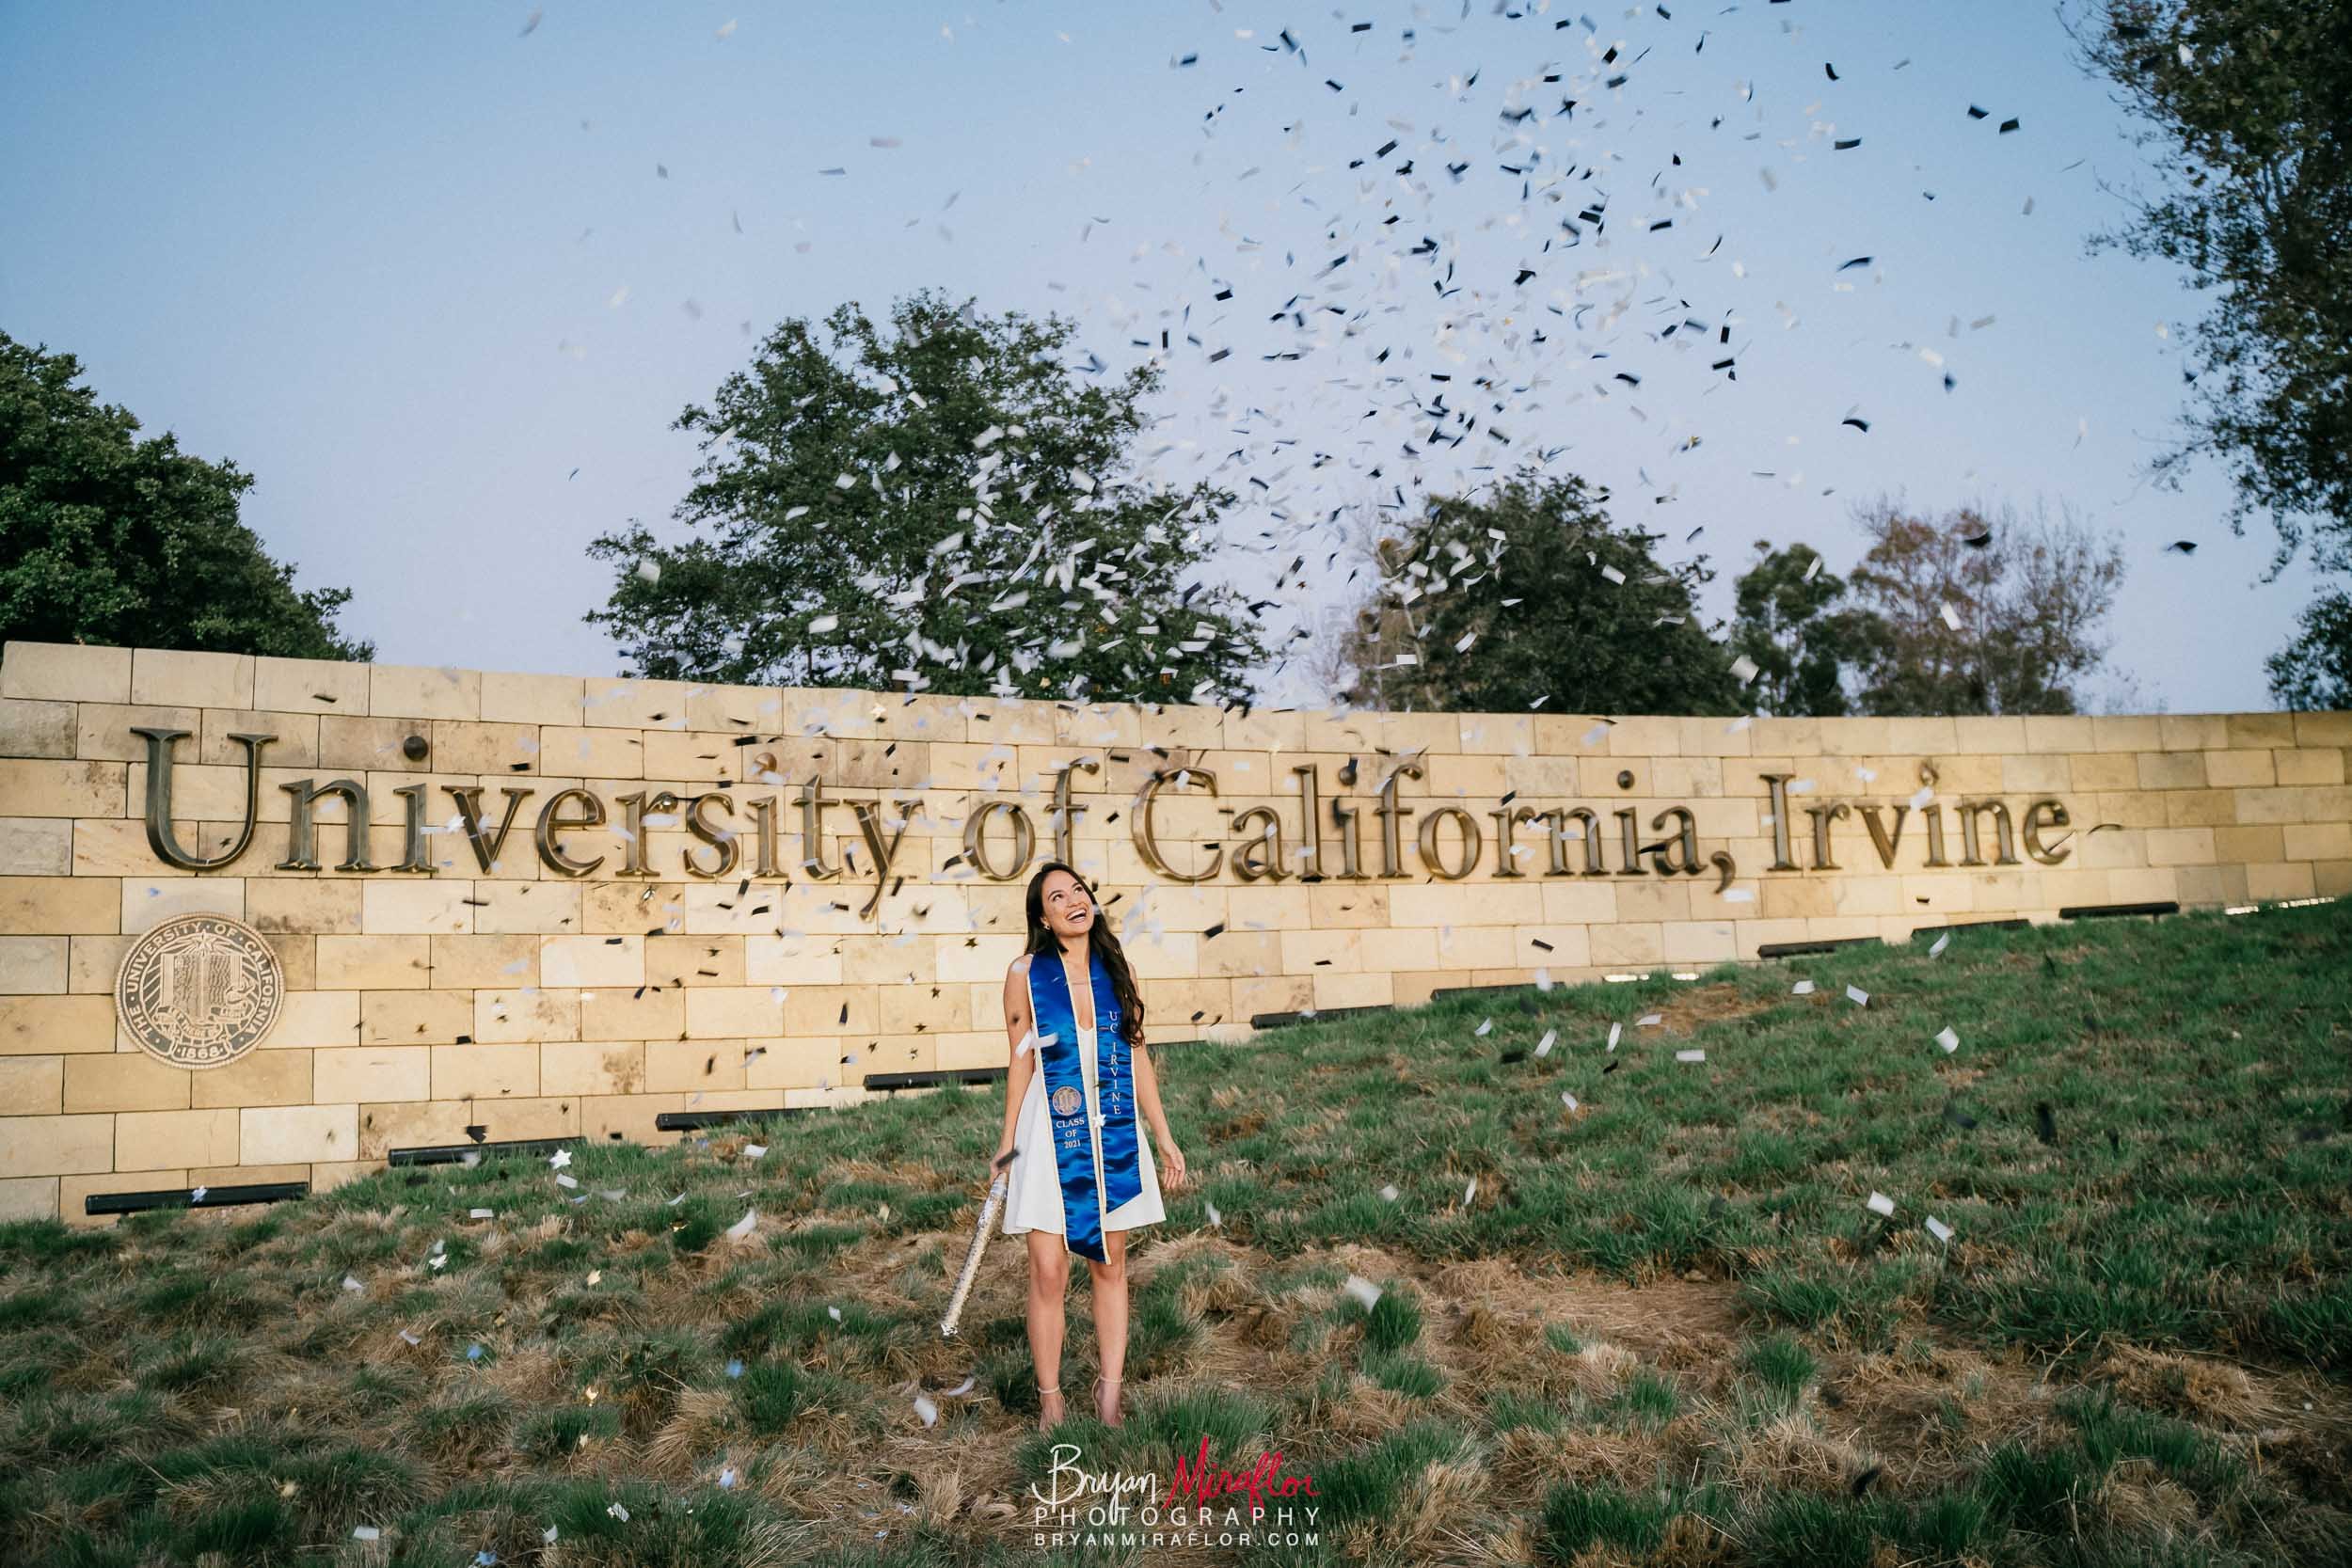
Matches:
[[997, 956, 1034, 1163], [1129, 1028, 1175, 1148]]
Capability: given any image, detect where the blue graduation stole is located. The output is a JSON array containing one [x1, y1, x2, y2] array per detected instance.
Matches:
[[1026, 947, 1144, 1263]]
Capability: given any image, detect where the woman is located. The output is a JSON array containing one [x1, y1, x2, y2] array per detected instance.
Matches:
[[995, 861, 1187, 1433]]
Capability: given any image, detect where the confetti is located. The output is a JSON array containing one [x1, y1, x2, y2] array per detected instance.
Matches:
[[1535, 1029, 1557, 1057], [1846, 986, 1869, 1007], [1342, 1274, 1383, 1311], [1378, 1183, 1399, 1202], [353, 1526, 381, 1542], [608, 1503, 630, 1522], [1676, 1049, 1707, 1063], [1925, 1216, 1955, 1243], [725, 1209, 758, 1242], [1928, 933, 1951, 958], [1606, 1022, 1622, 1051], [1561, 1091, 1580, 1111], [1935, 1027, 1960, 1053], [1204, 1196, 1222, 1227], [913, 1393, 938, 1427], [1866, 1192, 1897, 1217]]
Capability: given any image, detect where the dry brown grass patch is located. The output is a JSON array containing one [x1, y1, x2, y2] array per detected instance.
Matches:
[[2094, 1344, 2282, 1432], [1717, 1407, 1883, 1498]]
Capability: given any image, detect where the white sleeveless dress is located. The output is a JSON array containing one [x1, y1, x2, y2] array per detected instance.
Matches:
[[1003, 1012, 1166, 1243]]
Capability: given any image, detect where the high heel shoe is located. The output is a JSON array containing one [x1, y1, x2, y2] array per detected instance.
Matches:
[[1094, 1373, 1123, 1428], [1036, 1383, 1064, 1433]]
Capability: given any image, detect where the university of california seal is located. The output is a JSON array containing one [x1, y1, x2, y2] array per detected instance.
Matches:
[[115, 913, 284, 1069], [1051, 1085, 1084, 1117]]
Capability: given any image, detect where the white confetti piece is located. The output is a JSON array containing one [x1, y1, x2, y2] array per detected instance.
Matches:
[[1928, 933, 1951, 958], [545, 1526, 559, 1544], [469, 1207, 494, 1220], [1846, 986, 1870, 1007], [1730, 654, 1759, 685], [1606, 1022, 1622, 1052], [1935, 1027, 1960, 1053], [1204, 1197, 1222, 1227], [1599, 563, 1627, 584], [353, 1526, 380, 1542], [190, 1185, 207, 1203], [1378, 1184, 1399, 1202], [719, 1465, 739, 1489], [1676, 1049, 1707, 1063], [1910, 784, 1936, 810], [586, 1270, 601, 1285], [556, 1174, 578, 1189], [608, 1502, 630, 1522], [1342, 1274, 1383, 1311], [913, 1392, 938, 1426], [945, 1374, 977, 1397], [342, 1274, 364, 1293], [744, 1144, 768, 1160], [1561, 1091, 1580, 1111], [633, 559, 660, 584], [827, 1306, 842, 1322], [725, 1209, 758, 1242], [1939, 601, 1964, 631], [1636, 1013, 1662, 1028], [1866, 1191, 1896, 1217], [1535, 1029, 1557, 1057], [548, 1148, 571, 1169], [399, 1329, 421, 1346], [1926, 1216, 1955, 1243], [1475, 1017, 1493, 1037], [808, 614, 839, 635]]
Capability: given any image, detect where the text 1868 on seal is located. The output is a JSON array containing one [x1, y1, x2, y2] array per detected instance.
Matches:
[[115, 913, 284, 1069]]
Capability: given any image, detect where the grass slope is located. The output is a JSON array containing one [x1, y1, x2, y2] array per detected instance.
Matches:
[[3, 904, 2349, 1566]]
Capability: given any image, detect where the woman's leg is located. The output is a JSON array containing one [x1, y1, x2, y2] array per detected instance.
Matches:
[[1025, 1230, 1071, 1429], [1087, 1229, 1129, 1426]]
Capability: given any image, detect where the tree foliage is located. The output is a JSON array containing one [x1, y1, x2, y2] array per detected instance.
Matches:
[[0, 332, 371, 661], [1334, 472, 1741, 716], [586, 291, 1266, 705], [1845, 499, 2125, 717], [1727, 543, 1888, 717], [2071, 2, 2352, 572], [2265, 590, 2352, 711]]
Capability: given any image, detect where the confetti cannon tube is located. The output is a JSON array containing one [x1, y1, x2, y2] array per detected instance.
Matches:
[[940, 1148, 1017, 1339]]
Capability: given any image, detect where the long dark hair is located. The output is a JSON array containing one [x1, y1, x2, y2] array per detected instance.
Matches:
[[1023, 861, 1146, 1049]]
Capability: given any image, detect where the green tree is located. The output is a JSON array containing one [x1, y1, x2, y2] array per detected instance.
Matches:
[[1847, 499, 2125, 717], [2265, 590, 2352, 710], [586, 291, 1265, 705], [0, 333, 371, 660], [1727, 543, 1888, 717], [2070, 2, 2352, 571], [1337, 472, 1741, 715]]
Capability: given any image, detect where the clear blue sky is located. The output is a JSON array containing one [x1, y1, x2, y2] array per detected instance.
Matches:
[[0, 1, 2324, 712]]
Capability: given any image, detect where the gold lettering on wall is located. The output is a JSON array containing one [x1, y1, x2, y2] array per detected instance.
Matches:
[[125, 728, 2092, 916]]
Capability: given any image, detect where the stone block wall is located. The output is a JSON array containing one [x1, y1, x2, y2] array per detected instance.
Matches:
[[1, 639, 2346, 1223]]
